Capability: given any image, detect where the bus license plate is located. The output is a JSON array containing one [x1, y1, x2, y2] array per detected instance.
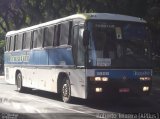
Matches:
[[119, 88, 130, 93]]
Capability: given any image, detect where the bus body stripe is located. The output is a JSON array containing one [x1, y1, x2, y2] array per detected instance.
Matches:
[[4, 47, 74, 66]]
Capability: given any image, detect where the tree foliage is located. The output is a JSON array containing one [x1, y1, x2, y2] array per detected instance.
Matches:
[[0, 0, 159, 31]]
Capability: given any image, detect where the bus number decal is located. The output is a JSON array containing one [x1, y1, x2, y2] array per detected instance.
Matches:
[[95, 70, 110, 76]]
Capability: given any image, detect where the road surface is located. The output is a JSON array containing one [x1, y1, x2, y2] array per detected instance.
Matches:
[[0, 76, 160, 119]]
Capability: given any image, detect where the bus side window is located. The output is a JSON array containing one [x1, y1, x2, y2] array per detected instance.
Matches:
[[33, 30, 38, 48], [10, 36, 15, 51], [54, 24, 61, 46], [44, 28, 49, 47], [23, 32, 31, 49], [59, 21, 70, 45], [44, 26, 54, 47], [15, 34, 22, 50], [68, 21, 73, 45], [22, 33, 26, 49], [72, 24, 85, 66], [33, 29, 43, 48], [77, 26, 85, 66], [72, 25, 79, 65], [5, 37, 10, 51], [37, 28, 43, 48], [14, 35, 18, 50]]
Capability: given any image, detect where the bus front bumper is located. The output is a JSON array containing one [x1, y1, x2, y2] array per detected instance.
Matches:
[[87, 77, 152, 99]]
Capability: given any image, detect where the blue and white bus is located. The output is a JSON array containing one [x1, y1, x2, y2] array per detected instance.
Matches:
[[4, 13, 152, 102]]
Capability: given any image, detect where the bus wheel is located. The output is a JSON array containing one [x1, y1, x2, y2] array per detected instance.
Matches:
[[16, 72, 24, 92], [61, 79, 71, 103]]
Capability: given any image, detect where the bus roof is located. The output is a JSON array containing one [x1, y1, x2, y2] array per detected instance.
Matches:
[[84, 13, 146, 22], [6, 13, 146, 36]]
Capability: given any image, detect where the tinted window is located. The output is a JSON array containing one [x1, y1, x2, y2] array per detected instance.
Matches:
[[54, 25, 60, 46], [44, 26, 54, 47], [72, 25, 79, 64], [77, 26, 85, 66], [5, 37, 10, 51], [10, 36, 15, 51], [15, 34, 22, 50], [23, 32, 31, 49], [68, 21, 72, 45], [33, 29, 43, 48], [59, 22, 69, 45]]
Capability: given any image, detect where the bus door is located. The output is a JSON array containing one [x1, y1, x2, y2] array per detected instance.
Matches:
[[71, 23, 86, 98]]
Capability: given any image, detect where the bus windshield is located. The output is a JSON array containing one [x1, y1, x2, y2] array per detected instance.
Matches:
[[87, 21, 152, 68]]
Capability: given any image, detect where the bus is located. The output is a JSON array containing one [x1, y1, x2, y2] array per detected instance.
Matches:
[[4, 13, 152, 103]]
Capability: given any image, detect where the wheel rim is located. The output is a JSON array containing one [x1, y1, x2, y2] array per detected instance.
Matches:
[[62, 83, 69, 98], [17, 74, 22, 90]]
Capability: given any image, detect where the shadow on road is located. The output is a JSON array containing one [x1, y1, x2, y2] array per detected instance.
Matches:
[[14, 75, 160, 114]]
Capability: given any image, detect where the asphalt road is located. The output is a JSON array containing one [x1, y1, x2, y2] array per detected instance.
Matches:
[[0, 75, 160, 119]]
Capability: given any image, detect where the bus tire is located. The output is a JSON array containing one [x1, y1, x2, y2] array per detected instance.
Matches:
[[16, 72, 24, 92], [61, 78, 72, 103]]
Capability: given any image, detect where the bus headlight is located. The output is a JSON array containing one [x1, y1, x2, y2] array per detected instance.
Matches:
[[95, 77, 101, 81], [95, 87, 102, 92], [143, 86, 149, 92], [140, 77, 151, 81], [102, 77, 109, 81], [94, 77, 109, 81]]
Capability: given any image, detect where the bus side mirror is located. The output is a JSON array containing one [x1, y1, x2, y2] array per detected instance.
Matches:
[[83, 30, 90, 46]]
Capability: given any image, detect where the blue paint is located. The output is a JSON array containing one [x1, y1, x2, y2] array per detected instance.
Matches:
[[95, 69, 152, 79], [30, 50, 48, 65], [48, 48, 74, 65], [4, 47, 74, 66]]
